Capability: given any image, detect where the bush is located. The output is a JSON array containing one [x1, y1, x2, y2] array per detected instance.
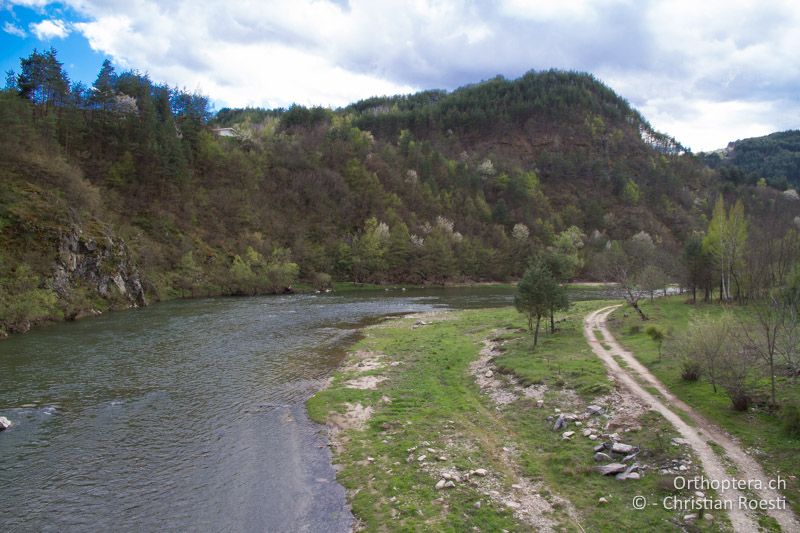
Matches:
[[782, 403, 800, 438], [680, 359, 702, 381], [728, 391, 751, 412], [311, 272, 332, 290]]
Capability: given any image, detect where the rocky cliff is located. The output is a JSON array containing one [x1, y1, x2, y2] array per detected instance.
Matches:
[[54, 226, 146, 311]]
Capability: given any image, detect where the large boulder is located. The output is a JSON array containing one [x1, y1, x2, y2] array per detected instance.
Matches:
[[611, 442, 637, 455], [0, 416, 11, 431], [596, 463, 627, 475], [615, 463, 641, 480], [586, 405, 604, 415]]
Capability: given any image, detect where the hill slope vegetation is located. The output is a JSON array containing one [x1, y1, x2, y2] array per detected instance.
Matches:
[[1, 48, 797, 335]]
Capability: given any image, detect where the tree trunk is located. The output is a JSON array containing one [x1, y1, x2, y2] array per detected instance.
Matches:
[[631, 300, 648, 320], [692, 286, 697, 304], [533, 316, 541, 349], [550, 308, 555, 334], [769, 358, 776, 407]]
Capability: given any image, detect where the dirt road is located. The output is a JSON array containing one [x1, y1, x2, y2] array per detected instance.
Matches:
[[584, 305, 799, 532]]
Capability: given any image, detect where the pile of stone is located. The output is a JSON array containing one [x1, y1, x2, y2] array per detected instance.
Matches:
[[405, 442, 490, 490], [434, 468, 488, 490], [549, 404, 643, 481], [592, 441, 641, 479]]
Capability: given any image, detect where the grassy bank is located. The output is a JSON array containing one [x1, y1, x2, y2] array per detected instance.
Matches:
[[308, 302, 724, 531], [608, 297, 800, 516]]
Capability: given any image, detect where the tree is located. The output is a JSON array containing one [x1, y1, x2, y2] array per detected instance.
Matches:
[[646, 325, 666, 360], [542, 226, 584, 330], [638, 264, 669, 301], [718, 342, 760, 411], [17, 47, 70, 114], [674, 314, 734, 393], [229, 254, 256, 295], [683, 233, 714, 303], [704, 198, 747, 302], [386, 221, 412, 279], [778, 267, 800, 379], [594, 240, 650, 320], [90, 59, 117, 111], [351, 218, 388, 282], [175, 251, 203, 297], [745, 290, 795, 407], [263, 248, 299, 293], [514, 260, 567, 349]]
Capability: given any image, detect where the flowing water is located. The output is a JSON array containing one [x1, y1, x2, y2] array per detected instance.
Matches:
[[0, 286, 615, 532]]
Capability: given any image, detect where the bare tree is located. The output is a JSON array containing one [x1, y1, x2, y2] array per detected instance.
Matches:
[[593, 234, 658, 320], [718, 341, 760, 411], [670, 313, 734, 393], [742, 293, 784, 407]]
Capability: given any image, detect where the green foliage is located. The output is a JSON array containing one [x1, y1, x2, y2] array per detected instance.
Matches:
[[0, 263, 61, 332], [610, 297, 800, 515], [621, 178, 640, 204], [310, 272, 332, 290], [645, 325, 665, 346], [782, 403, 800, 438], [514, 260, 569, 347], [3, 47, 795, 338], [700, 129, 800, 189], [263, 248, 299, 293], [228, 247, 298, 295], [703, 198, 747, 301], [680, 359, 702, 382]]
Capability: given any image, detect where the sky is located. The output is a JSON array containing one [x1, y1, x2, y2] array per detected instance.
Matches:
[[1, 0, 799, 152]]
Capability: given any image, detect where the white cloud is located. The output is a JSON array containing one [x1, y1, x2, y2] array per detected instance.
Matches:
[[29, 18, 69, 40], [500, 0, 600, 21], [20, 0, 800, 150], [3, 21, 26, 37], [5, 0, 53, 8]]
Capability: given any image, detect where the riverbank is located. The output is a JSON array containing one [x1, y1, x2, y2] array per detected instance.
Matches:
[[2, 280, 619, 340], [307, 302, 727, 531]]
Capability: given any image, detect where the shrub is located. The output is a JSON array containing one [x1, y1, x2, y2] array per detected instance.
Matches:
[[311, 272, 332, 290], [782, 403, 800, 438], [728, 390, 751, 412], [680, 359, 702, 381]]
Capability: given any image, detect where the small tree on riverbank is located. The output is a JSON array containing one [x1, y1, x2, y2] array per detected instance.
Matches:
[[645, 325, 665, 360], [514, 260, 568, 349]]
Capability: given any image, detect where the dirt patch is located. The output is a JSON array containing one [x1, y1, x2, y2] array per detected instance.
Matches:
[[470, 332, 538, 406], [466, 332, 584, 531], [342, 350, 386, 373], [412, 436, 565, 532], [522, 384, 547, 400], [404, 310, 452, 321], [344, 375, 387, 390], [592, 388, 647, 434], [327, 402, 374, 453]]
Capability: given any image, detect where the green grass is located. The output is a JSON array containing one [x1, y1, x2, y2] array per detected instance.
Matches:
[[494, 301, 616, 397], [608, 296, 800, 516], [308, 302, 726, 532]]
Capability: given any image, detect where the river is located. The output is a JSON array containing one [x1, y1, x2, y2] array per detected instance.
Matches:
[[0, 286, 614, 532]]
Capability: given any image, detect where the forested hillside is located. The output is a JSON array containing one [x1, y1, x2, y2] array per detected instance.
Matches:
[[1, 48, 797, 335], [700, 130, 800, 190]]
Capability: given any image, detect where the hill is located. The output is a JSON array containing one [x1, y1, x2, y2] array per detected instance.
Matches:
[[699, 130, 800, 190], [1, 48, 797, 335]]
